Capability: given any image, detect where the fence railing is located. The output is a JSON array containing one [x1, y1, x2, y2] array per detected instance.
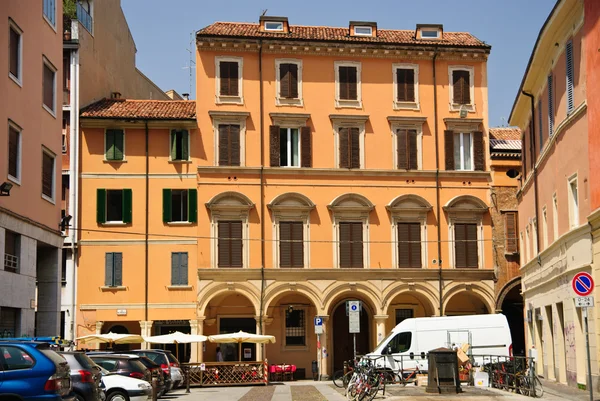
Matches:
[[470, 354, 540, 397], [4, 253, 18, 273], [76, 3, 93, 33], [182, 361, 268, 387]]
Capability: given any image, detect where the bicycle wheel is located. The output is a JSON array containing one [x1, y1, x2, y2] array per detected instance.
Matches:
[[333, 370, 345, 388], [533, 376, 544, 398], [343, 371, 354, 388]]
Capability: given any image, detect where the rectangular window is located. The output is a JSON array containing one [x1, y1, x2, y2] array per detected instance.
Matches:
[[395, 309, 414, 325], [520, 232, 525, 265], [353, 26, 372, 36], [285, 309, 305, 346], [569, 176, 579, 229], [452, 70, 471, 105], [170, 129, 189, 161], [542, 207, 548, 249], [396, 129, 418, 170], [43, 0, 56, 25], [219, 61, 239, 96], [61, 248, 67, 283], [265, 21, 284, 31], [269, 125, 311, 168], [279, 221, 303, 268], [8, 123, 21, 182], [278, 63, 299, 99], [339, 127, 360, 169], [218, 221, 243, 268], [96, 189, 132, 224], [532, 219, 538, 256], [397, 222, 421, 268], [338, 66, 358, 100], [4, 231, 20, 273], [553, 193, 559, 240], [538, 100, 544, 150], [9, 21, 22, 82], [171, 252, 188, 286], [566, 40, 574, 114], [162, 189, 197, 223], [105, 129, 124, 160], [548, 75, 554, 136], [279, 128, 300, 167], [454, 223, 478, 268], [218, 124, 241, 166], [526, 225, 531, 262], [453, 132, 473, 170], [104, 252, 122, 287], [339, 222, 363, 268], [421, 29, 439, 38], [43, 59, 56, 114], [42, 150, 55, 201], [396, 69, 415, 102], [504, 212, 518, 254], [62, 118, 68, 153]]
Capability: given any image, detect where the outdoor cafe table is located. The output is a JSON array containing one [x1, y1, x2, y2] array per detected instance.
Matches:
[[182, 361, 268, 387]]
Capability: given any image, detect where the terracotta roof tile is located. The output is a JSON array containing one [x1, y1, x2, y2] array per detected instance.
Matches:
[[489, 127, 521, 141], [80, 98, 196, 120], [489, 127, 522, 157], [197, 22, 489, 48]]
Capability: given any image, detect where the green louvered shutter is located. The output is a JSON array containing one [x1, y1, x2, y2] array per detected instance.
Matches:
[[113, 252, 123, 286], [181, 130, 189, 160], [171, 253, 179, 285], [122, 189, 132, 223], [113, 130, 124, 160], [188, 189, 197, 223], [105, 253, 113, 286], [97, 189, 106, 223], [105, 130, 115, 160], [163, 189, 172, 223], [180, 253, 188, 285], [170, 131, 177, 160]]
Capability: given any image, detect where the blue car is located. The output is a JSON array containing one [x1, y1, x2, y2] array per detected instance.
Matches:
[[0, 341, 75, 401]]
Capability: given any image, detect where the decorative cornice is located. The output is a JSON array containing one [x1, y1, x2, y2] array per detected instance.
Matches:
[[329, 114, 369, 123], [269, 112, 311, 126], [387, 116, 428, 124], [208, 110, 251, 118]]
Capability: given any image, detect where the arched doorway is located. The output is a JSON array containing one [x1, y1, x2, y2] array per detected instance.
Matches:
[[499, 282, 525, 356], [331, 299, 371, 372], [105, 324, 130, 352], [445, 292, 490, 315], [384, 291, 436, 337]]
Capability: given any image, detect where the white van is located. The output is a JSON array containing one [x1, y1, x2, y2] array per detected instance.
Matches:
[[366, 314, 512, 372]]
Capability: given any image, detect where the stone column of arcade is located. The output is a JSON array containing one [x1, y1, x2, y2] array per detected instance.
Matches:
[[139, 321, 153, 350], [95, 321, 104, 335], [255, 315, 264, 361], [320, 316, 330, 379], [374, 315, 389, 347], [189, 318, 203, 362]]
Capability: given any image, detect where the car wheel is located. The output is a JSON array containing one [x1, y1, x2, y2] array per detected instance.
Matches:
[[107, 391, 129, 401], [74, 394, 86, 401]]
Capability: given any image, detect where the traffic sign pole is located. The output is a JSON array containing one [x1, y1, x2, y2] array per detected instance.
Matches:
[[572, 272, 595, 401], [584, 307, 593, 401]]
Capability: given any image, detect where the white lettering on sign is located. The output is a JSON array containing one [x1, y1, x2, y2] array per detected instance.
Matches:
[[575, 296, 595, 308]]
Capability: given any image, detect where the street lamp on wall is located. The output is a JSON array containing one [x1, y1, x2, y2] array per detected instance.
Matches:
[[0, 182, 13, 196]]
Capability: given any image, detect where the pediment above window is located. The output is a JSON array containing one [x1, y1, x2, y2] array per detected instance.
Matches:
[[328, 193, 374, 216], [206, 191, 254, 216], [268, 192, 315, 219], [443, 195, 488, 216], [386, 194, 432, 219]]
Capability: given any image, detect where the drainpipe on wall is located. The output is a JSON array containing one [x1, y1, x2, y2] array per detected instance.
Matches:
[[432, 49, 444, 316], [69, 49, 80, 340], [258, 40, 265, 335], [144, 120, 149, 322], [521, 91, 541, 259]]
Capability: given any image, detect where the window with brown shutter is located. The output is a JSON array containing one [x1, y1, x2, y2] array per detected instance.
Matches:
[[339, 66, 358, 100], [42, 151, 54, 199], [219, 61, 239, 96], [339, 127, 360, 169], [339, 222, 363, 268], [454, 223, 478, 268], [396, 129, 418, 170], [398, 223, 421, 268], [472, 131, 485, 171], [43, 62, 55, 112], [279, 63, 299, 99], [218, 124, 241, 166], [504, 212, 518, 254], [9, 25, 20, 79], [452, 70, 471, 105], [218, 220, 243, 267], [396, 69, 415, 102], [280, 221, 303, 268], [300, 126, 312, 167], [8, 125, 20, 179]]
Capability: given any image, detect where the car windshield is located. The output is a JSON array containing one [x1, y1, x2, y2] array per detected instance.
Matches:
[[165, 353, 179, 364], [74, 353, 97, 370], [129, 359, 148, 373]]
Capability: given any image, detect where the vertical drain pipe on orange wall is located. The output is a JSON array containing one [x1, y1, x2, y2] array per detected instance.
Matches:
[[432, 49, 444, 316], [145, 120, 149, 323], [258, 40, 265, 335]]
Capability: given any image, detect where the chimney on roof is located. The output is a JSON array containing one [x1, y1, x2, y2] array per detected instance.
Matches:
[[259, 15, 289, 33], [182, 93, 190, 100], [349, 21, 377, 37], [111, 91, 122, 99]]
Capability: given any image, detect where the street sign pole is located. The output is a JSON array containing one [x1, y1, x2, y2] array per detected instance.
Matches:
[[572, 272, 595, 401], [584, 307, 593, 401], [353, 333, 357, 360], [317, 333, 321, 381]]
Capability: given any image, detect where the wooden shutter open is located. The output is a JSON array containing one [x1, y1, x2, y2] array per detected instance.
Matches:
[[350, 127, 360, 168], [97, 189, 106, 223], [42, 152, 53, 198], [505, 212, 518, 253], [339, 128, 349, 168], [270, 125, 281, 167], [397, 129, 407, 169], [473, 131, 484, 171], [105, 253, 113, 286], [162, 189, 172, 223], [188, 189, 198, 223], [301, 126, 312, 167], [122, 189, 132, 224], [9, 27, 19, 77], [181, 130, 189, 160], [280, 63, 290, 98], [43, 64, 54, 110], [444, 130, 455, 170]]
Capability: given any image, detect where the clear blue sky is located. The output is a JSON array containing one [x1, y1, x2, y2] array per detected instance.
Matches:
[[122, 0, 556, 128]]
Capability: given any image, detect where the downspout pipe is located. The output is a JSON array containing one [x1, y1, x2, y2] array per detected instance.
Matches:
[[258, 40, 265, 335], [432, 49, 444, 316], [144, 120, 149, 322], [521, 91, 540, 258]]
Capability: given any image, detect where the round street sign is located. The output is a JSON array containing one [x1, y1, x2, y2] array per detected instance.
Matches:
[[572, 272, 595, 296]]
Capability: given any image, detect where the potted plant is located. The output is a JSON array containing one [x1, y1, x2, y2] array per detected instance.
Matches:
[[63, 0, 77, 40]]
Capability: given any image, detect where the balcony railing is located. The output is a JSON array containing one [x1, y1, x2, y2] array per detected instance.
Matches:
[[4, 253, 18, 273], [76, 3, 93, 33]]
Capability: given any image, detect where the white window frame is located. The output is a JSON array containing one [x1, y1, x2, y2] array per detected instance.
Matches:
[[448, 65, 475, 112], [334, 61, 362, 109], [421, 29, 440, 39], [42, 56, 57, 117], [170, 189, 190, 223], [105, 189, 125, 224], [169, 129, 191, 162], [103, 128, 127, 162], [552, 193, 559, 241], [392, 217, 427, 269], [447, 217, 484, 269], [391, 122, 423, 170], [275, 59, 303, 106], [526, 224, 531, 262], [8, 19, 23, 87], [353, 26, 373, 36], [454, 132, 474, 171], [332, 120, 366, 169], [42, 0, 56, 29], [210, 215, 250, 269], [568, 174, 579, 229], [7, 120, 22, 185], [211, 114, 247, 167], [542, 206, 548, 249], [215, 56, 243, 105], [41, 146, 56, 204], [392, 63, 419, 110], [264, 21, 284, 31], [278, 127, 302, 167], [332, 217, 369, 269], [282, 306, 308, 350]]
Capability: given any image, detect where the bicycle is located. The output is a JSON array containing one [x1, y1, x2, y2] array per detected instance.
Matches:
[[333, 359, 356, 388]]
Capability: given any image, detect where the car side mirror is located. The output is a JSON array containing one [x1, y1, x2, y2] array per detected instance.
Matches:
[[387, 346, 392, 355]]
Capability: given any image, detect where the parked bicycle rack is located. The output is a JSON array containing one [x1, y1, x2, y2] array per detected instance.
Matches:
[[470, 354, 541, 398]]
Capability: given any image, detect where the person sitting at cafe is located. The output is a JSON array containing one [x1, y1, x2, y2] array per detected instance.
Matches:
[[216, 346, 224, 362]]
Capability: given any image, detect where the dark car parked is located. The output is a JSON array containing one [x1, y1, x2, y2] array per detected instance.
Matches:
[[0, 341, 75, 401], [115, 355, 165, 397], [59, 352, 104, 401], [87, 355, 151, 384], [126, 350, 172, 392]]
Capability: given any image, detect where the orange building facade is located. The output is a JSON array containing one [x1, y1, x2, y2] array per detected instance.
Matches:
[[76, 18, 497, 377]]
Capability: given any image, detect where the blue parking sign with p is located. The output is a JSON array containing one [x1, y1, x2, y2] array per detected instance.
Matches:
[[314, 317, 323, 326]]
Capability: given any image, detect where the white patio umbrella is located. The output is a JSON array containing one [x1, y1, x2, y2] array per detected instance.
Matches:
[[208, 331, 276, 361], [144, 331, 208, 360], [76, 332, 144, 347]]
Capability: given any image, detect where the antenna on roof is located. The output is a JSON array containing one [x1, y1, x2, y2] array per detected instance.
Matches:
[[501, 117, 506, 127], [183, 31, 196, 99], [261, 9, 268, 16]]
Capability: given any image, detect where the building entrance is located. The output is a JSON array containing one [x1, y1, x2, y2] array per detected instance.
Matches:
[[332, 301, 370, 372]]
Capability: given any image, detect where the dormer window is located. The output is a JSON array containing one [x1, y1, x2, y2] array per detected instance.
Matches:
[[416, 24, 443, 40], [354, 26, 372, 36], [421, 29, 439, 38], [265, 21, 284, 31]]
